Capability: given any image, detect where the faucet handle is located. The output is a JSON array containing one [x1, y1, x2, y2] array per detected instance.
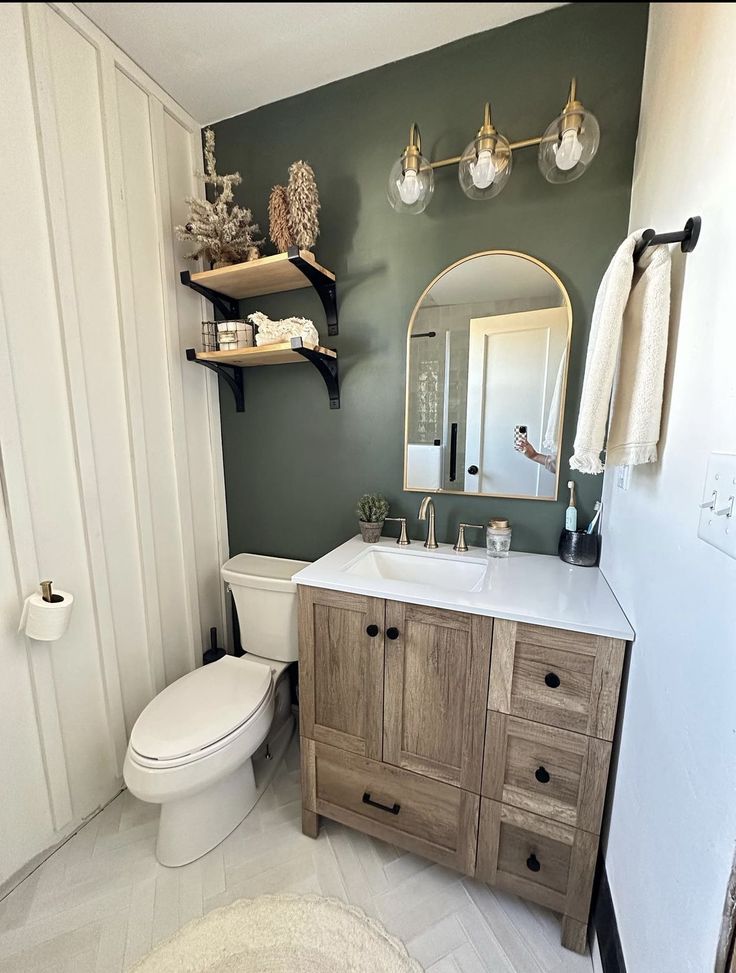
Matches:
[[385, 517, 410, 545], [454, 523, 484, 553]]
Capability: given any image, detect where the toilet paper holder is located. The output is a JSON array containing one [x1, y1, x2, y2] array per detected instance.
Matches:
[[19, 580, 75, 642], [40, 580, 64, 604]]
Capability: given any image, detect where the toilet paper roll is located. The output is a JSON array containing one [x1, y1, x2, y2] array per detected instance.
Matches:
[[18, 590, 74, 642]]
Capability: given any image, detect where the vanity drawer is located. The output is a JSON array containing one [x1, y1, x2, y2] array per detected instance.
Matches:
[[482, 712, 611, 832], [489, 620, 625, 739], [476, 799, 598, 921], [307, 740, 479, 875]]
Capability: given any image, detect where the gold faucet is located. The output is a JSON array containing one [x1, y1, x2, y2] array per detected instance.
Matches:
[[418, 496, 438, 549]]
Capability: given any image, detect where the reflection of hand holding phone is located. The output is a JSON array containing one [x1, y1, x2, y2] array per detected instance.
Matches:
[[513, 424, 528, 452]]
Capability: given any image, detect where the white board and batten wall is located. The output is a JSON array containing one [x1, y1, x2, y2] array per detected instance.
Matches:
[[601, 4, 736, 971], [0, 2, 226, 886]]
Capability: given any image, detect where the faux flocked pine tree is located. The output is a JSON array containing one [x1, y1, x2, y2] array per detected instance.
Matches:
[[176, 128, 263, 267]]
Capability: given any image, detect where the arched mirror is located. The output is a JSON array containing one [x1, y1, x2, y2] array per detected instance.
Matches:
[[404, 251, 572, 500]]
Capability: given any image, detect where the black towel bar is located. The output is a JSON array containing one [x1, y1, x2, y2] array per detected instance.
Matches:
[[633, 216, 701, 262]]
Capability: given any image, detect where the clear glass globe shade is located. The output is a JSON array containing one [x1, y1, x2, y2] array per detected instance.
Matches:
[[458, 135, 512, 200], [387, 156, 434, 214], [538, 108, 600, 184]]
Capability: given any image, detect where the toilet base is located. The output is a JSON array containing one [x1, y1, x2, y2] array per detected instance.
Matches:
[[156, 759, 257, 867], [154, 712, 296, 867]]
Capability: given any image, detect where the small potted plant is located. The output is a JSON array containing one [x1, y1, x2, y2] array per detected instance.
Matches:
[[356, 494, 389, 543]]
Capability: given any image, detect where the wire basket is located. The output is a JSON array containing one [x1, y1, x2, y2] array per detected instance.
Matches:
[[201, 320, 254, 352]]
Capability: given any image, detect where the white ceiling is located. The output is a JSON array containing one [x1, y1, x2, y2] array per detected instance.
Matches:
[[75, 2, 566, 124]]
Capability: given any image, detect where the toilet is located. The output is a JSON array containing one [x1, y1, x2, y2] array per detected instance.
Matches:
[[123, 552, 308, 867]]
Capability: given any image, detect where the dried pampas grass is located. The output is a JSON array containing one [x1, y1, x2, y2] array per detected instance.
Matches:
[[268, 185, 294, 252], [287, 161, 320, 250]]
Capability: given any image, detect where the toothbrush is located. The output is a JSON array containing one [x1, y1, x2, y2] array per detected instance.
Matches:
[[587, 500, 602, 534], [565, 481, 578, 531]]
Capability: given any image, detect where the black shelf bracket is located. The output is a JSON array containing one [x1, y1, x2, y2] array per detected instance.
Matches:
[[180, 270, 240, 320], [291, 337, 340, 409], [185, 348, 245, 412], [287, 246, 338, 336]]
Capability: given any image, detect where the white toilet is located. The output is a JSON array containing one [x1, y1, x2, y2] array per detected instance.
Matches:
[[123, 552, 308, 867]]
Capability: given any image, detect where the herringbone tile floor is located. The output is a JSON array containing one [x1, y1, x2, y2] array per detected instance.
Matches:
[[0, 735, 593, 972]]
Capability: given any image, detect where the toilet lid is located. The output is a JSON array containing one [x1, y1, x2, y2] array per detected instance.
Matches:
[[130, 656, 272, 761]]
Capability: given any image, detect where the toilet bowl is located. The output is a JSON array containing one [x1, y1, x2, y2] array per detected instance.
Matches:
[[123, 552, 308, 867]]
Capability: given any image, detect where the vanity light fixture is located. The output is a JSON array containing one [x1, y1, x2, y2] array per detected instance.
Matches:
[[387, 78, 599, 213], [386, 123, 434, 214], [457, 102, 512, 200], [537, 78, 600, 183]]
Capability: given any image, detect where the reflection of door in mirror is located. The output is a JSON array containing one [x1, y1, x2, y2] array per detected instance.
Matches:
[[464, 307, 568, 497], [404, 251, 571, 501]]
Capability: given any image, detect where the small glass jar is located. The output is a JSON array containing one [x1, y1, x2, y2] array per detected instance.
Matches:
[[486, 518, 512, 558]]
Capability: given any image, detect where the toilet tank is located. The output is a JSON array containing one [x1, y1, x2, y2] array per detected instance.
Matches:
[[221, 553, 309, 662]]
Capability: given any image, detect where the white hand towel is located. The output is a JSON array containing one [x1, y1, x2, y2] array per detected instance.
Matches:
[[607, 244, 671, 466], [542, 350, 567, 452], [570, 232, 671, 473]]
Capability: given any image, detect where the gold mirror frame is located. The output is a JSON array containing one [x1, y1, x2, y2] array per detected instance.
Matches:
[[403, 250, 572, 501]]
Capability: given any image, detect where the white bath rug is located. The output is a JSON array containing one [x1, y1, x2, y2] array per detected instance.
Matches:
[[132, 893, 423, 972]]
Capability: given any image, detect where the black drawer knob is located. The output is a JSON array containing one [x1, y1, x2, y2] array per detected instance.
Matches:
[[544, 672, 561, 689], [526, 853, 541, 873], [467, 465, 479, 475], [365, 624, 379, 638], [535, 766, 551, 784], [386, 627, 400, 640]]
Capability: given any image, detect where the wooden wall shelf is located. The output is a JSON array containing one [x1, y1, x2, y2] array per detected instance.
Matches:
[[180, 247, 338, 335], [186, 338, 339, 413]]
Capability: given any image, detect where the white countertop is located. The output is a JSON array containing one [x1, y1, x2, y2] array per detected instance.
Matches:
[[292, 536, 634, 641]]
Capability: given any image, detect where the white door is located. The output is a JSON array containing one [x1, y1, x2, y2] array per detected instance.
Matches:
[[464, 307, 568, 496]]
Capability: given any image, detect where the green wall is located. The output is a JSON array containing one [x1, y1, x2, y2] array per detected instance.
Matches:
[[212, 2, 648, 562]]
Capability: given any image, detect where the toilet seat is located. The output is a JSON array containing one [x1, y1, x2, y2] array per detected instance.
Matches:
[[129, 656, 272, 767]]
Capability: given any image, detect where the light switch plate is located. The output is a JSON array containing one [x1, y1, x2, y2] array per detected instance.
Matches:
[[616, 465, 632, 491], [698, 453, 736, 559]]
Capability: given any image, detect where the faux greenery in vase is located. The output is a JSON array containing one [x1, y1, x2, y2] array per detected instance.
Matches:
[[356, 494, 389, 544]]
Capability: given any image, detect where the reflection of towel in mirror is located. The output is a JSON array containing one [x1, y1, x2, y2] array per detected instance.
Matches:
[[570, 232, 671, 474], [542, 351, 566, 452], [406, 444, 442, 490]]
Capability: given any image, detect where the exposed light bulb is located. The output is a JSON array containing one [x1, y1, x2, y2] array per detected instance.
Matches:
[[470, 149, 496, 189], [554, 128, 583, 171], [397, 168, 421, 205]]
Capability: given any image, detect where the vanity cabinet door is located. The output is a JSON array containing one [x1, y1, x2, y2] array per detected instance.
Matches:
[[298, 586, 385, 760], [383, 601, 492, 791]]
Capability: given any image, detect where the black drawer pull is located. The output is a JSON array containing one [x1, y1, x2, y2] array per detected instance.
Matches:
[[386, 627, 400, 640], [526, 853, 541, 873], [535, 766, 551, 784], [544, 672, 561, 689], [362, 792, 400, 815], [365, 624, 379, 637]]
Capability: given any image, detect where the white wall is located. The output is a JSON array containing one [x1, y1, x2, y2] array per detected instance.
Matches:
[[601, 5, 736, 971], [0, 2, 227, 886]]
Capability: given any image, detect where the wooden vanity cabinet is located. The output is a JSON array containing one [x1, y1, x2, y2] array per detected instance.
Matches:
[[298, 586, 626, 955]]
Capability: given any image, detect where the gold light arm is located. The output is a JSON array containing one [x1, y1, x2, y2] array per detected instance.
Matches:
[[427, 78, 580, 169]]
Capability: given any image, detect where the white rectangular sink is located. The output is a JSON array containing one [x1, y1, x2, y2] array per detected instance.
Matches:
[[344, 547, 486, 593]]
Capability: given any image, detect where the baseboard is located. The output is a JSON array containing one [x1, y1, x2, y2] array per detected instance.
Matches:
[[591, 930, 605, 973], [592, 862, 626, 973], [0, 787, 124, 902]]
